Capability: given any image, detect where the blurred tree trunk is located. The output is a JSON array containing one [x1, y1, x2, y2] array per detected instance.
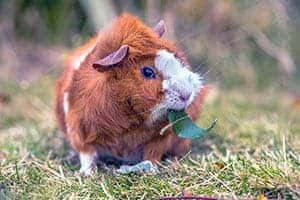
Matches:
[[0, 0, 18, 78], [79, 0, 116, 32], [163, 0, 176, 40], [146, 0, 161, 25]]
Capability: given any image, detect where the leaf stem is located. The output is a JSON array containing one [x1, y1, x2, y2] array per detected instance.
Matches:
[[160, 115, 188, 136], [206, 118, 218, 131]]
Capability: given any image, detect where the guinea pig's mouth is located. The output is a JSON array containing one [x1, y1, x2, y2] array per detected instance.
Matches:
[[148, 89, 198, 124], [149, 49, 203, 123], [164, 88, 199, 111], [161, 67, 202, 111]]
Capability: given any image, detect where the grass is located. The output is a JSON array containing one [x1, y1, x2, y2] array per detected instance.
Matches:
[[0, 77, 299, 199]]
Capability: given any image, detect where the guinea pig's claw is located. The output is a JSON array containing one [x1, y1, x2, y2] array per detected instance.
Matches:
[[75, 164, 97, 177], [117, 160, 159, 174]]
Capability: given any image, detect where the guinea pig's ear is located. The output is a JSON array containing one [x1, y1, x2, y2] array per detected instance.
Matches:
[[153, 20, 166, 37], [93, 45, 129, 72]]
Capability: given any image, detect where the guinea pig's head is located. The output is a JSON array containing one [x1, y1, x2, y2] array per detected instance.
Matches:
[[92, 14, 202, 124]]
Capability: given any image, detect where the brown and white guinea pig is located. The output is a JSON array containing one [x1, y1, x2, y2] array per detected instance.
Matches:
[[55, 14, 208, 175]]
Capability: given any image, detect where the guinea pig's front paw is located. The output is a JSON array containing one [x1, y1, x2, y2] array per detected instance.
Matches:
[[117, 160, 159, 174], [75, 152, 97, 177], [75, 163, 97, 177]]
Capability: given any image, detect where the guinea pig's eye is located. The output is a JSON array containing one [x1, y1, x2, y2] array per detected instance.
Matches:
[[141, 67, 156, 79]]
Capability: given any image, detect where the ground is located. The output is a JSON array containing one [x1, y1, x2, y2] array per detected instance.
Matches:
[[0, 77, 299, 199]]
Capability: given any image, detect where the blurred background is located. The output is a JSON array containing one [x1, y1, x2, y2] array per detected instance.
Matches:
[[0, 0, 300, 90]]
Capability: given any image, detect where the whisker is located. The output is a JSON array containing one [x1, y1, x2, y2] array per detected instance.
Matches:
[[199, 68, 211, 79], [194, 68, 211, 84]]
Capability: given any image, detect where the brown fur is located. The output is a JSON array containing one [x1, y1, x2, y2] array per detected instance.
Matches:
[[55, 14, 208, 165]]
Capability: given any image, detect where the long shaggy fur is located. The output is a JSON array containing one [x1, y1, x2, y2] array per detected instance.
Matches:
[[55, 14, 208, 164]]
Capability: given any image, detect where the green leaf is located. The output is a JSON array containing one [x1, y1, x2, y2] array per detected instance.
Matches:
[[167, 110, 217, 139]]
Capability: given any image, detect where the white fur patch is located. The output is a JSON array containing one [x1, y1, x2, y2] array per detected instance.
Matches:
[[66, 125, 71, 134], [73, 47, 93, 70], [63, 92, 69, 114], [150, 50, 202, 121], [79, 152, 97, 176], [117, 160, 158, 174], [63, 92, 70, 133]]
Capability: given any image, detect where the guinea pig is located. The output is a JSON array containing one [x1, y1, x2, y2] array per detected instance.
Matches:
[[55, 14, 208, 176]]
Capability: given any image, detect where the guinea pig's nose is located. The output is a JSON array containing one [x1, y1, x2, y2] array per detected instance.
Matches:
[[179, 92, 191, 102]]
